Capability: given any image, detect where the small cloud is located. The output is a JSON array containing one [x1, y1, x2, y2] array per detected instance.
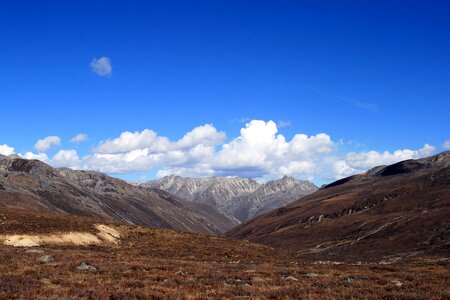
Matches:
[[336, 96, 378, 112], [70, 133, 88, 144], [277, 120, 291, 128], [34, 136, 61, 153], [231, 117, 251, 124], [90, 57, 112, 77], [442, 140, 450, 150]]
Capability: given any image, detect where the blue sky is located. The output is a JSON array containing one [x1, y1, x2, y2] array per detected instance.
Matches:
[[0, 1, 449, 184]]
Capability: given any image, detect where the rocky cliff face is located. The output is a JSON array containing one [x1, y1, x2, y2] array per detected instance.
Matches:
[[0, 156, 238, 235], [145, 175, 318, 221]]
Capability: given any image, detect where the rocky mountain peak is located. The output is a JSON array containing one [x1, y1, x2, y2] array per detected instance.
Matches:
[[145, 175, 318, 222]]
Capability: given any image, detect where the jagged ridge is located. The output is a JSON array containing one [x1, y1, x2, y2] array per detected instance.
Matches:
[[145, 175, 318, 221]]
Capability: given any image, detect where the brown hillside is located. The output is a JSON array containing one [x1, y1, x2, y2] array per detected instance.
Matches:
[[228, 151, 450, 262], [0, 156, 238, 235]]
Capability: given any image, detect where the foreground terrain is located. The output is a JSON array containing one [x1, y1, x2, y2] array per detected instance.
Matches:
[[0, 208, 449, 299]]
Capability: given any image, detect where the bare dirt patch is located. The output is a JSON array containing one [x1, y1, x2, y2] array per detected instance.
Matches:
[[1, 224, 120, 247], [94, 224, 120, 244], [2, 232, 101, 247]]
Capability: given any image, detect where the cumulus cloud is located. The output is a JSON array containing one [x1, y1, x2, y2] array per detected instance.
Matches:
[[95, 129, 169, 154], [330, 144, 436, 180], [442, 140, 450, 150], [51, 150, 80, 168], [70, 133, 88, 144], [75, 120, 434, 180], [0, 144, 15, 156], [34, 136, 61, 152], [343, 144, 435, 170], [90, 57, 112, 77], [151, 121, 434, 180], [0, 144, 49, 162], [94, 124, 225, 155], [6, 120, 438, 182], [22, 152, 49, 162], [82, 149, 163, 173], [175, 124, 226, 149]]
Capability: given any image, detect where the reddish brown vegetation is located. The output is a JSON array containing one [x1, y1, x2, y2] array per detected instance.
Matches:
[[0, 208, 449, 299]]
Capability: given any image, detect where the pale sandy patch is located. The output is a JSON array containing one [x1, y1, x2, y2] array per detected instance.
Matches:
[[2, 232, 101, 247], [94, 224, 120, 244], [1, 224, 120, 247]]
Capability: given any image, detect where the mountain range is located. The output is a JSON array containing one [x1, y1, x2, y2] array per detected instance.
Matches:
[[144, 175, 318, 221], [0, 155, 237, 234], [0, 154, 316, 234], [1, 151, 449, 262]]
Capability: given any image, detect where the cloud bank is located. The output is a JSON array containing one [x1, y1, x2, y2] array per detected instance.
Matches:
[[1, 120, 443, 183]]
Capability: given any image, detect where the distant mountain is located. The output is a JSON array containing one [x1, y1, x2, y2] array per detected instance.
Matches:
[[227, 151, 450, 261], [0, 156, 238, 235], [144, 175, 318, 221], [229, 175, 319, 221]]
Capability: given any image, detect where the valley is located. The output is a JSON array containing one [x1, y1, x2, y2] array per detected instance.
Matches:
[[0, 152, 449, 299]]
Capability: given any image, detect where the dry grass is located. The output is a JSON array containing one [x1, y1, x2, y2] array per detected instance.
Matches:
[[0, 208, 449, 299]]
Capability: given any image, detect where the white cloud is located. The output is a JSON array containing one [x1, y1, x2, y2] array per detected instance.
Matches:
[[152, 121, 434, 180], [442, 140, 450, 150], [90, 57, 112, 77], [51, 150, 80, 168], [5, 120, 438, 182], [175, 124, 225, 149], [0, 144, 15, 156], [328, 143, 436, 180], [344, 144, 436, 170], [0, 143, 49, 162], [82, 149, 163, 173], [34, 136, 61, 153], [21, 152, 49, 162], [332, 160, 356, 179], [94, 125, 225, 155], [95, 129, 170, 154], [70, 133, 88, 144]]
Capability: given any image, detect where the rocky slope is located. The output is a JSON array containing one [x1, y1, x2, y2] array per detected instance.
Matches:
[[144, 175, 317, 221], [227, 151, 450, 261], [0, 156, 238, 234]]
